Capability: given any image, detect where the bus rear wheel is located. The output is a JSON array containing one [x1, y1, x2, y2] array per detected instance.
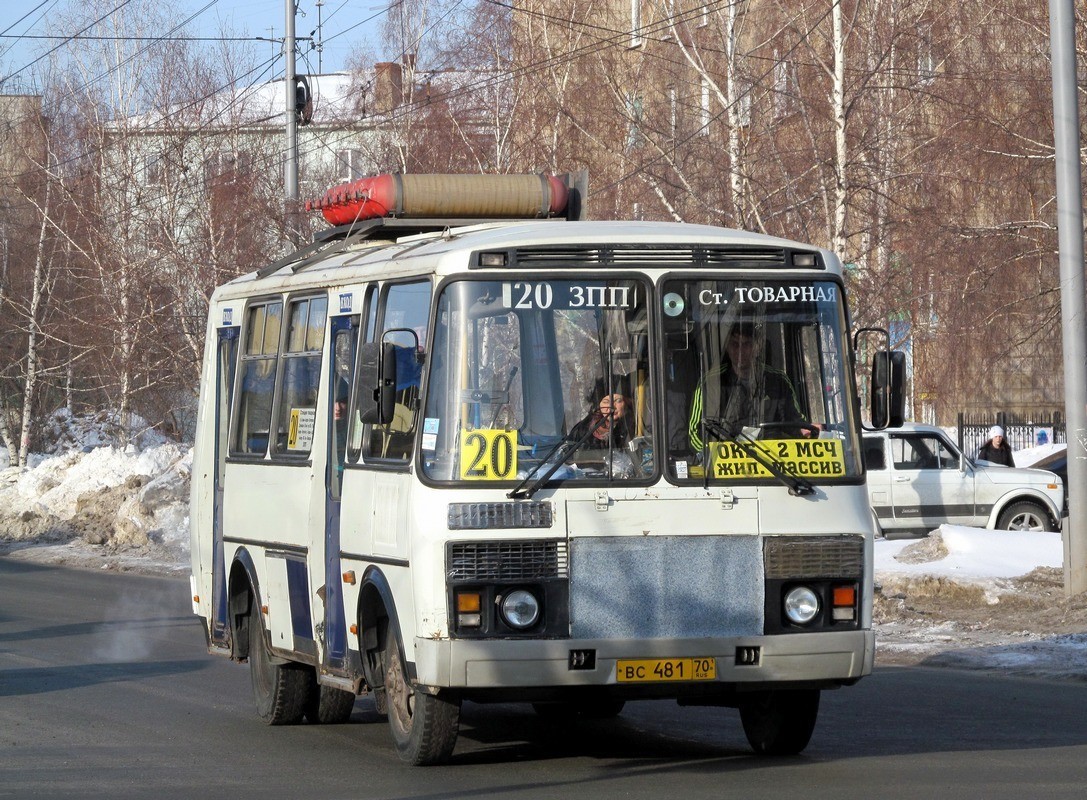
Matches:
[[382, 628, 460, 765], [248, 607, 309, 725], [303, 674, 356, 724], [738, 688, 820, 756]]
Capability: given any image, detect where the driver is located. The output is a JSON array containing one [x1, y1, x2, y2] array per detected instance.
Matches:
[[688, 321, 805, 450]]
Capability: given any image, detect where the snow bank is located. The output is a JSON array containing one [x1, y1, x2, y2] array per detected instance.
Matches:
[[0, 411, 190, 565], [875, 525, 1063, 579]]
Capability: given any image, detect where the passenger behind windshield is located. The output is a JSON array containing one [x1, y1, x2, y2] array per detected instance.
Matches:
[[570, 391, 632, 450]]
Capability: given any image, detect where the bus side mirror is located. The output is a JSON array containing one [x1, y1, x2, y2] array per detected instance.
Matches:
[[870, 350, 906, 429], [357, 342, 398, 424]]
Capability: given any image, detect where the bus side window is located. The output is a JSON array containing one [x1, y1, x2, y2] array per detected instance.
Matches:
[[273, 295, 328, 456], [232, 300, 283, 455], [365, 281, 431, 462]]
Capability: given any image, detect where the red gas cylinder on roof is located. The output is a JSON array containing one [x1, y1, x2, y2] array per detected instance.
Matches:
[[305, 173, 569, 227]]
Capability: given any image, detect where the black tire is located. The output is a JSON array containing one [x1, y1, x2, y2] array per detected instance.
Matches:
[[997, 501, 1052, 532], [738, 689, 820, 756], [303, 673, 356, 724], [531, 698, 626, 719], [249, 608, 310, 725], [383, 627, 460, 765]]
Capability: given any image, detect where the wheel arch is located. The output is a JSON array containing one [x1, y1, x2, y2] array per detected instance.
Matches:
[[987, 491, 1061, 530], [227, 547, 261, 661], [357, 565, 409, 687]]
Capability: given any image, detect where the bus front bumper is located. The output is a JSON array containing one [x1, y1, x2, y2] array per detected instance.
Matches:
[[412, 629, 874, 691]]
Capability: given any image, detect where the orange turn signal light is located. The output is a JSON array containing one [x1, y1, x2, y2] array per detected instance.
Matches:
[[833, 586, 856, 606], [457, 592, 482, 613]]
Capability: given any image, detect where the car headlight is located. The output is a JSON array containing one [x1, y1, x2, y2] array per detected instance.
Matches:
[[784, 586, 820, 625], [500, 589, 540, 629]]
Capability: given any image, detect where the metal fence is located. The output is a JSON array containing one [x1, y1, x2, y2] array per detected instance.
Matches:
[[957, 411, 1066, 458]]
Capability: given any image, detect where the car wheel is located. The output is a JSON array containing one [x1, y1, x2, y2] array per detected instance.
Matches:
[[738, 689, 820, 756], [997, 501, 1052, 532], [383, 627, 460, 765], [249, 605, 310, 725]]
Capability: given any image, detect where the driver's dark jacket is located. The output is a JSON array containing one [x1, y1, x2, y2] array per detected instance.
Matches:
[[688, 364, 803, 451]]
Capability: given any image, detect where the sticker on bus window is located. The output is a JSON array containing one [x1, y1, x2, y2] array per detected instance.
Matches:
[[697, 285, 838, 307], [708, 438, 845, 480], [287, 408, 317, 451], [501, 282, 636, 310], [459, 429, 518, 480]]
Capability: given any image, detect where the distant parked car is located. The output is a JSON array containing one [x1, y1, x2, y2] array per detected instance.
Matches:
[[863, 423, 1064, 537], [1028, 448, 1068, 516]]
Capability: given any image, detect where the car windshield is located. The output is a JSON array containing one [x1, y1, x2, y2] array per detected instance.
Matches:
[[660, 277, 861, 483], [421, 278, 654, 484]]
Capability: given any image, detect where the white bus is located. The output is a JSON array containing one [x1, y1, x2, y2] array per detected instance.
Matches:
[[190, 173, 904, 765]]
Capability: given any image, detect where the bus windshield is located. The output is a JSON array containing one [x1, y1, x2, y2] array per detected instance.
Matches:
[[661, 277, 861, 483], [421, 277, 654, 484]]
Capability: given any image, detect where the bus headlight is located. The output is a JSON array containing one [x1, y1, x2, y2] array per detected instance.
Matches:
[[499, 589, 540, 629], [783, 586, 820, 625]]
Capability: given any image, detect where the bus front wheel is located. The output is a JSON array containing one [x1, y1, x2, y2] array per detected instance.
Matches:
[[382, 627, 460, 765], [248, 606, 309, 725], [738, 688, 820, 756]]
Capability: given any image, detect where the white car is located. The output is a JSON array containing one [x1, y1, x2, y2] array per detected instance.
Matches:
[[863, 423, 1064, 537]]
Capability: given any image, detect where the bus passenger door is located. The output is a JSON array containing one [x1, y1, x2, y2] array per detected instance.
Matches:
[[211, 325, 239, 650], [323, 314, 359, 675]]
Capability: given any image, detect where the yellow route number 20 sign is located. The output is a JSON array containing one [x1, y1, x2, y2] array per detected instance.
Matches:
[[459, 429, 519, 480], [709, 438, 846, 479]]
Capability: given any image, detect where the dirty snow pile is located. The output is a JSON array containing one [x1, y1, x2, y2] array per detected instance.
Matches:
[[0, 409, 191, 574]]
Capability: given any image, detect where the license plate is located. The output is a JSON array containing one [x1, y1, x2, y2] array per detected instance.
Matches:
[[616, 657, 717, 683]]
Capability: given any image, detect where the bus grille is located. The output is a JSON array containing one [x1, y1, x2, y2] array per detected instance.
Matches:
[[447, 540, 569, 582], [763, 536, 864, 579]]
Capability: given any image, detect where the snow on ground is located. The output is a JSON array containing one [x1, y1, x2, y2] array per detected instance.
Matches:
[[1, 415, 1084, 678], [0, 411, 191, 575]]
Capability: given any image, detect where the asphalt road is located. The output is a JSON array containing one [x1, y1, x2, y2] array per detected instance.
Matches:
[[4, 556, 1087, 799]]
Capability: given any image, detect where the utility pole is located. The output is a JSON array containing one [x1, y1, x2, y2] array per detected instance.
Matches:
[[284, 0, 299, 205], [316, 0, 324, 74], [1048, 0, 1087, 596]]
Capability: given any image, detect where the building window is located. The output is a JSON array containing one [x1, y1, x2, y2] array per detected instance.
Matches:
[[625, 92, 644, 149], [145, 155, 164, 186], [773, 50, 797, 119], [204, 150, 252, 186], [738, 82, 752, 127], [629, 0, 643, 48], [335, 148, 365, 184], [918, 23, 935, 85], [669, 85, 678, 139], [699, 76, 711, 133]]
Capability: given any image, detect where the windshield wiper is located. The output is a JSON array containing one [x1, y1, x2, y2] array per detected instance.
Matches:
[[702, 418, 814, 497], [507, 414, 611, 500], [733, 428, 814, 496]]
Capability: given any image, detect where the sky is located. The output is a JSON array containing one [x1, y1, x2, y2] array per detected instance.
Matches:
[[0, 0, 389, 92]]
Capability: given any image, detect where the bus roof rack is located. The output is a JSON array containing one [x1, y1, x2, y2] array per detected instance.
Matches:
[[256, 216, 568, 280]]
